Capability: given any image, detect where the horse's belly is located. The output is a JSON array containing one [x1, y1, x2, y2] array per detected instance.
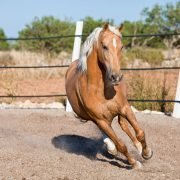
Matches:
[[67, 89, 90, 120]]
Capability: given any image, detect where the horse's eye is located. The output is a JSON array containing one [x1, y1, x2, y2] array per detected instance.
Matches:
[[103, 45, 108, 51]]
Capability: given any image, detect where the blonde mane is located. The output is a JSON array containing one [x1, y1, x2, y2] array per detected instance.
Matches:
[[78, 25, 121, 71]]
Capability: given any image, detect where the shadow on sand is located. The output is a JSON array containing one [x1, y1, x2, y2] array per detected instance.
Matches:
[[51, 134, 131, 169]]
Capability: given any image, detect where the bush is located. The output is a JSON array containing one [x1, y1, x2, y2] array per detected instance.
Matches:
[[0, 28, 9, 50], [17, 16, 75, 55], [124, 47, 164, 65], [127, 71, 174, 112], [0, 52, 15, 66]]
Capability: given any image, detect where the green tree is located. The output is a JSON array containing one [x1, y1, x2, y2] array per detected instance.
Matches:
[[82, 16, 114, 41], [122, 20, 166, 48], [141, 2, 180, 48], [122, 21, 144, 47], [0, 28, 9, 50], [17, 16, 75, 54]]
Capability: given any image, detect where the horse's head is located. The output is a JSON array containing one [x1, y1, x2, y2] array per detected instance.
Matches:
[[97, 23, 124, 85]]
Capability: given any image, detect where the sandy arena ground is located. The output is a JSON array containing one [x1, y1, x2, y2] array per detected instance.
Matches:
[[0, 108, 180, 180]]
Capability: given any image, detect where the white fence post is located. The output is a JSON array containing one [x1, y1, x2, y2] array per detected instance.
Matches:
[[66, 21, 83, 112], [172, 71, 180, 118]]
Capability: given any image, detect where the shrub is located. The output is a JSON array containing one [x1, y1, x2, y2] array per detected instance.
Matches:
[[127, 71, 174, 112], [0, 52, 15, 66], [0, 28, 9, 50], [17, 16, 75, 55], [124, 47, 164, 65]]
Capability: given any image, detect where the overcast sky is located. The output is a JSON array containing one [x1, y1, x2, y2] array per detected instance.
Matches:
[[0, 0, 178, 37]]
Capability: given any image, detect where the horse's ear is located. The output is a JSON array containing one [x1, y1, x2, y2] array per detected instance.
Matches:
[[103, 22, 109, 30], [118, 24, 124, 32]]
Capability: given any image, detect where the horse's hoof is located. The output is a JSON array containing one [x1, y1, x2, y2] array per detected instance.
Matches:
[[142, 148, 153, 160], [108, 148, 118, 156], [132, 161, 143, 169]]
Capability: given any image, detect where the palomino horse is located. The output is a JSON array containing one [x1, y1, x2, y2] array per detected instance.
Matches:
[[65, 23, 153, 168]]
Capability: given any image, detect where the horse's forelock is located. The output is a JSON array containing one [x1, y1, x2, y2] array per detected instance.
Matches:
[[108, 25, 122, 38]]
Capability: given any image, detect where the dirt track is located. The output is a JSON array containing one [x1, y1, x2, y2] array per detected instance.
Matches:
[[0, 108, 180, 180]]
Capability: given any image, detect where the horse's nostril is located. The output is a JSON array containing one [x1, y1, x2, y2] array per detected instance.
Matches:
[[111, 75, 116, 82], [110, 73, 123, 83], [111, 74, 119, 82]]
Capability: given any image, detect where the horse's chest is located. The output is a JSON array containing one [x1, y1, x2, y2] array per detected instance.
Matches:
[[105, 100, 121, 118], [90, 99, 120, 120]]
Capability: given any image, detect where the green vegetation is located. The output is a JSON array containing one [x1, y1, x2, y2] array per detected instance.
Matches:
[[123, 2, 180, 49], [127, 72, 174, 112], [17, 16, 75, 55], [0, 28, 9, 50], [82, 16, 114, 42], [141, 2, 180, 49], [124, 47, 164, 65]]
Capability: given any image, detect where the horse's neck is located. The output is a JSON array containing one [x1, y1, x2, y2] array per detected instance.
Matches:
[[85, 50, 115, 99], [86, 50, 104, 88], [85, 49, 116, 99]]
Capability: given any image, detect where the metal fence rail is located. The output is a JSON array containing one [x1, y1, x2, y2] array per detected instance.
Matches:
[[0, 33, 179, 41], [0, 95, 179, 103], [0, 65, 69, 69], [0, 95, 66, 98], [0, 65, 180, 70]]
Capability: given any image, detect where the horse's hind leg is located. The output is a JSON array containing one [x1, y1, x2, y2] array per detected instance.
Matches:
[[96, 119, 142, 168], [118, 116, 142, 154], [121, 105, 153, 160]]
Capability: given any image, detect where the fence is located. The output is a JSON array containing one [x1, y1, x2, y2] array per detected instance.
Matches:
[[0, 66, 179, 102], [0, 33, 179, 41], [0, 22, 180, 116]]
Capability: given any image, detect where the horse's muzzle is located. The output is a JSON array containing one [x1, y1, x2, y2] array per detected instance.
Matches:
[[110, 73, 123, 85]]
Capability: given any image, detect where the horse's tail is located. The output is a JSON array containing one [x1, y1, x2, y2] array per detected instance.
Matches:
[[74, 114, 88, 123], [80, 119, 88, 123]]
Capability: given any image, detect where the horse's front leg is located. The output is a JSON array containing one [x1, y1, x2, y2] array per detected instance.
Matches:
[[120, 104, 153, 160], [96, 119, 142, 168], [118, 116, 142, 154]]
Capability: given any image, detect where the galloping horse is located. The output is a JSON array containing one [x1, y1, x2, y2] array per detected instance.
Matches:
[[65, 23, 153, 168]]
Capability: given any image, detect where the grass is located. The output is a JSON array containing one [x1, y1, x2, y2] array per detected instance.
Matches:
[[126, 71, 176, 113], [0, 50, 71, 80], [121, 47, 164, 66], [0, 52, 15, 66]]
